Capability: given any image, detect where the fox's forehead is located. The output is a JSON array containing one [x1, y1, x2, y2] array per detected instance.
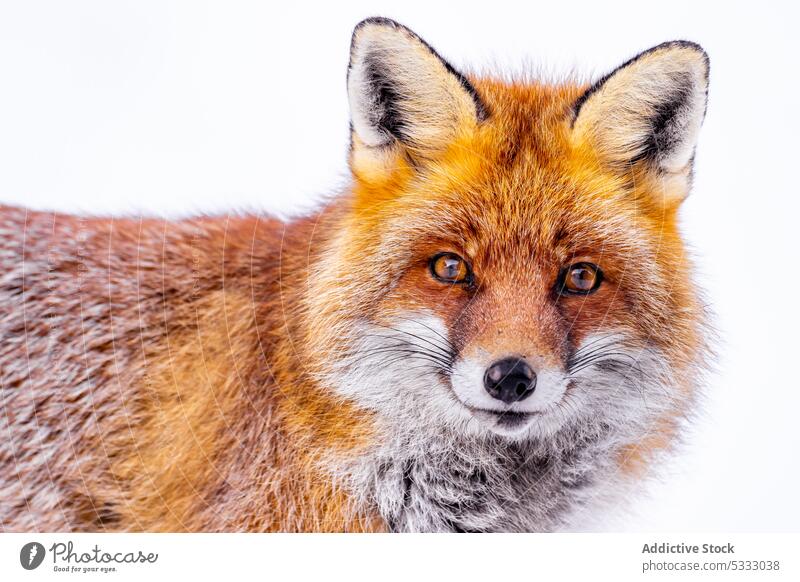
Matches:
[[381, 78, 638, 240], [386, 131, 639, 261], [469, 77, 587, 154], [432, 78, 595, 180]]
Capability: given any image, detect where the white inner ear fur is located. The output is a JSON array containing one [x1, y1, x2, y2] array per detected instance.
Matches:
[[572, 43, 708, 176], [347, 20, 482, 155]]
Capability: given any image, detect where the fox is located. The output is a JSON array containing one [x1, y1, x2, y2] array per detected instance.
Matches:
[[0, 17, 710, 532]]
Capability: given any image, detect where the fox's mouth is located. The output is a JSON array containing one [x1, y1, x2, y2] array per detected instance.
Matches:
[[465, 407, 540, 434]]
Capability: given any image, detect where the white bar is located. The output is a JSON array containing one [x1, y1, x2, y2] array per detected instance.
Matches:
[[0, 533, 796, 581]]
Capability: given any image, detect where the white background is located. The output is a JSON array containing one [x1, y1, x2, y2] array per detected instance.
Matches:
[[0, 0, 797, 532]]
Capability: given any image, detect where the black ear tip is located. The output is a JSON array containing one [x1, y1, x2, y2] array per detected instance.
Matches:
[[653, 40, 710, 74], [353, 16, 404, 36], [656, 39, 706, 52], [350, 17, 413, 60], [667, 40, 708, 58]]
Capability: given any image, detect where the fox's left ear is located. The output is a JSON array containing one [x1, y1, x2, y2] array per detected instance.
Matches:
[[347, 18, 487, 178], [572, 41, 709, 200]]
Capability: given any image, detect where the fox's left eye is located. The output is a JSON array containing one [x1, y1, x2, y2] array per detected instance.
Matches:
[[429, 252, 472, 284], [558, 262, 603, 295]]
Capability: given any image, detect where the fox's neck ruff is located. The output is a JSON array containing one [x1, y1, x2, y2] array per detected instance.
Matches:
[[332, 415, 627, 532]]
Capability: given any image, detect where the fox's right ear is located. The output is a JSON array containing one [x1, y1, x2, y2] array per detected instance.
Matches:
[[347, 18, 487, 179]]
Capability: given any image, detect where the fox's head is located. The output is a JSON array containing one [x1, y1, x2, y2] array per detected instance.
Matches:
[[304, 18, 709, 446]]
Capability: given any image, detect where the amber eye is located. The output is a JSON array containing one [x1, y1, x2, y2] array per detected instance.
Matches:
[[429, 252, 472, 284], [559, 262, 603, 295]]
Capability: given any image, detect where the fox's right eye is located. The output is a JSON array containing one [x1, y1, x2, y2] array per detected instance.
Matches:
[[429, 252, 472, 285]]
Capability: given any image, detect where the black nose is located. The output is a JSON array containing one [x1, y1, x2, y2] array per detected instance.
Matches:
[[483, 357, 536, 404]]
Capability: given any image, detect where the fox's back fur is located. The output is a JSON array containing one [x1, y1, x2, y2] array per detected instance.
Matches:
[[0, 19, 710, 532], [0, 207, 384, 531]]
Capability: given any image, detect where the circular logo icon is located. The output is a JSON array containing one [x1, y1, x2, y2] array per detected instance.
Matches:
[[19, 542, 46, 570]]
